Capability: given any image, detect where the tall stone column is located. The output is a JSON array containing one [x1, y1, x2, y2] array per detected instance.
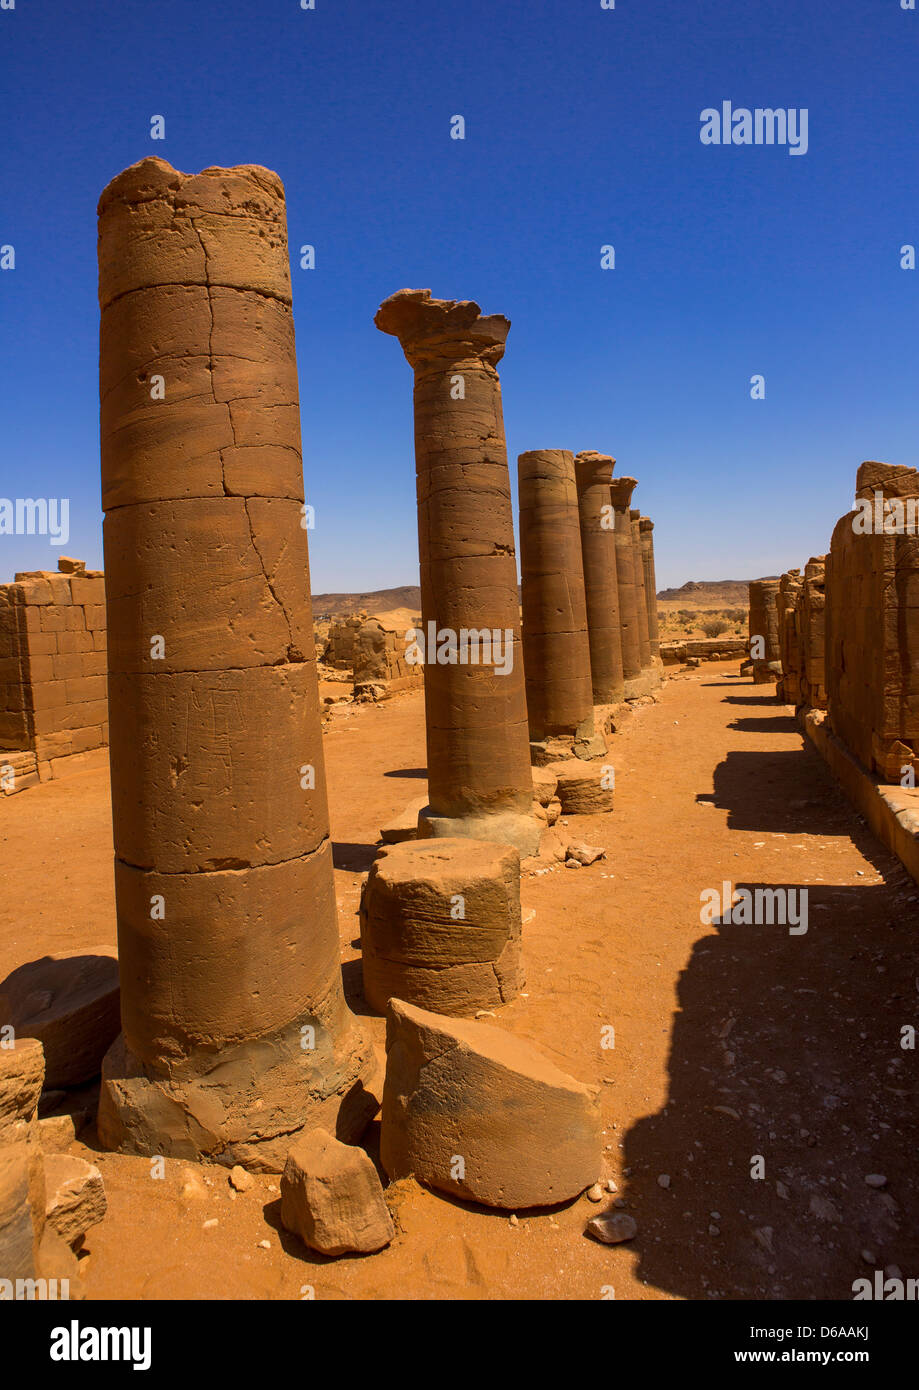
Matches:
[[573, 452, 624, 706], [639, 518, 661, 663], [748, 579, 782, 683], [375, 290, 539, 857], [630, 508, 653, 675], [518, 450, 599, 751], [95, 158, 378, 1170], [608, 477, 645, 696]]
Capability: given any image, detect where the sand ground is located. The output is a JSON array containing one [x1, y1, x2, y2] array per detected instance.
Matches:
[[1, 661, 916, 1300]]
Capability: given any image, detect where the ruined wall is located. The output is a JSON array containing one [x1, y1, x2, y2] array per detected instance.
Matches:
[[826, 462, 919, 781], [323, 614, 365, 669], [352, 618, 423, 693], [0, 558, 108, 783]]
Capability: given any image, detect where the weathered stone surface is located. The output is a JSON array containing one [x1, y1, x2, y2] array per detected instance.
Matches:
[[43, 1153, 106, 1249], [97, 159, 377, 1166], [549, 760, 615, 815], [748, 579, 781, 682], [375, 290, 538, 857], [280, 1128, 394, 1257], [381, 999, 601, 1209], [574, 452, 624, 704], [0, 1039, 46, 1280], [518, 450, 597, 742], [0, 951, 120, 1088], [826, 462, 919, 781], [360, 839, 523, 1016]]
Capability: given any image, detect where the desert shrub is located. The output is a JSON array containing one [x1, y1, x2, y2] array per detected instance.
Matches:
[[700, 618, 730, 638]]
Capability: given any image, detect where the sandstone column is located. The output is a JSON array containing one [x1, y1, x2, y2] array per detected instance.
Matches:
[[630, 508, 653, 676], [96, 157, 377, 1170], [518, 451, 599, 750], [748, 579, 782, 683], [608, 477, 645, 696], [375, 290, 539, 856], [573, 452, 624, 705], [639, 517, 661, 664], [776, 569, 803, 704]]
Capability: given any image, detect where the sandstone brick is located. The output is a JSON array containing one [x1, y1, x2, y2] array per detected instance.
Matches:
[[70, 577, 105, 607], [280, 1129, 394, 1257]]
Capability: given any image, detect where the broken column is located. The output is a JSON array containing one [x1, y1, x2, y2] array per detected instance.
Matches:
[[630, 508, 653, 680], [573, 452, 624, 706], [375, 290, 538, 856], [518, 450, 599, 752], [748, 579, 781, 683], [95, 157, 377, 1170], [608, 477, 648, 697], [638, 517, 661, 670]]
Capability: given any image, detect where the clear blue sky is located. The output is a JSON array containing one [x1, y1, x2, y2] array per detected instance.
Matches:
[[2, 0, 917, 591]]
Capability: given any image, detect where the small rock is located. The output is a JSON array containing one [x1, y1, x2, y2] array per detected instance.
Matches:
[[587, 1212, 637, 1244], [566, 841, 606, 867], [861, 1249, 876, 1263], [864, 1174, 887, 1189], [258, 1239, 271, 1249], [565, 858, 582, 869], [280, 1128, 394, 1257], [586, 1183, 604, 1202], [44, 1153, 107, 1250], [203, 1218, 218, 1229], [709, 1224, 720, 1236], [229, 1165, 254, 1193], [657, 1173, 671, 1189]]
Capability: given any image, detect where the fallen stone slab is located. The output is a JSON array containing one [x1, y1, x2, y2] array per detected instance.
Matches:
[[280, 1128, 394, 1257], [43, 1153, 107, 1250], [380, 795, 429, 844], [531, 765, 558, 807], [549, 760, 615, 815], [381, 999, 601, 1209], [0, 950, 120, 1088], [360, 839, 524, 1017]]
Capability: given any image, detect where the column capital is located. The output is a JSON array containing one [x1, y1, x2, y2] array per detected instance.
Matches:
[[375, 288, 509, 369], [639, 516, 654, 533], [608, 477, 637, 509], [574, 451, 615, 489]]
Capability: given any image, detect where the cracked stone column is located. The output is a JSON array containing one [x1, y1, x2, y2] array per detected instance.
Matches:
[[639, 517, 661, 666], [573, 452, 624, 705], [608, 477, 646, 696], [375, 290, 539, 857], [518, 450, 600, 753], [95, 157, 378, 1170], [630, 508, 653, 677]]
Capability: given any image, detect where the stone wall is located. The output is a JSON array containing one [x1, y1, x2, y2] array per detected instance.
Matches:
[[323, 614, 365, 669], [353, 618, 423, 696], [0, 558, 108, 786]]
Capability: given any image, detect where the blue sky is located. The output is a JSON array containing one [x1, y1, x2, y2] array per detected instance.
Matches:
[[2, 0, 917, 591]]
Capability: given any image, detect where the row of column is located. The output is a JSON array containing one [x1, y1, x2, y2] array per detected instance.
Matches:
[[96, 158, 663, 1165]]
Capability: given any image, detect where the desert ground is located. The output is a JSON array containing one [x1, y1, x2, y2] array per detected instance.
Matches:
[[3, 660, 915, 1300]]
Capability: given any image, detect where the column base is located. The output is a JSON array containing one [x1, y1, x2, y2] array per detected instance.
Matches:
[[97, 1017, 382, 1173], [623, 668, 659, 698], [417, 806, 541, 858]]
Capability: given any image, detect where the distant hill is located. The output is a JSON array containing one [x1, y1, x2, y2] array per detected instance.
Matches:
[[656, 579, 774, 606], [312, 585, 421, 617]]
